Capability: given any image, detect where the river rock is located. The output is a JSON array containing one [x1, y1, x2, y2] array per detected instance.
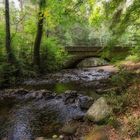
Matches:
[[52, 135, 58, 138], [85, 97, 112, 122], [78, 96, 93, 109], [59, 135, 64, 139], [60, 123, 78, 136], [63, 91, 78, 104]]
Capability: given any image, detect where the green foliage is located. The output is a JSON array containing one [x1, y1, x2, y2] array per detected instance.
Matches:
[[105, 70, 140, 113], [126, 54, 140, 62], [106, 115, 120, 128], [41, 37, 68, 72], [0, 2, 69, 86], [105, 92, 125, 113], [67, 23, 90, 45], [0, 22, 5, 61], [111, 70, 132, 87]]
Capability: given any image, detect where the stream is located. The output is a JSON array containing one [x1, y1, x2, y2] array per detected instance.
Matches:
[[0, 65, 117, 140]]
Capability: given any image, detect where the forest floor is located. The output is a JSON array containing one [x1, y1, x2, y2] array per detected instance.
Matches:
[[74, 83, 140, 140], [73, 61, 140, 140]]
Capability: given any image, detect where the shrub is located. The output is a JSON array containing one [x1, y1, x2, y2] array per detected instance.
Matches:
[[41, 37, 68, 72], [0, 63, 20, 88]]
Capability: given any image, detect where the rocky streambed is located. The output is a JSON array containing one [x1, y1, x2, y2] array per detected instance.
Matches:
[[23, 66, 117, 96], [0, 89, 94, 139], [0, 66, 117, 140]]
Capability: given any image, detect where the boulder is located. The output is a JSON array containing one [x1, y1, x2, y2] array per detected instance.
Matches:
[[77, 57, 108, 68], [61, 124, 78, 136], [85, 97, 112, 122]]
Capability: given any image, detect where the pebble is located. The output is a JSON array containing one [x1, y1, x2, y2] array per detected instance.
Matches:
[[59, 135, 64, 139], [52, 135, 58, 139]]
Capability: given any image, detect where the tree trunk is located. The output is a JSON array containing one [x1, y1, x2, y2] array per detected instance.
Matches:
[[33, 11, 44, 70], [19, 0, 24, 25], [19, 0, 23, 11], [5, 0, 15, 64]]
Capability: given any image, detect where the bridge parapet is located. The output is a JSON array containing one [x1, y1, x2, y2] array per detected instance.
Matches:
[[65, 46, 129, 52]]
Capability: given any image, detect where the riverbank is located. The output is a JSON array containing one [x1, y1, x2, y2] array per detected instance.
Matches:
[[0, 63, 140, 140]]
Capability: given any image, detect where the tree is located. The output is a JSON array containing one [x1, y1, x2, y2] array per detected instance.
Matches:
[[5, 0, 15, 64], [19, 0, 23, 11], [32, 0, 83, 71], [33, 0, 46, 71]]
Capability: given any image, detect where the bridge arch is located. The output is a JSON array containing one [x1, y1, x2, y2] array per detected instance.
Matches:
[[65, 56, 109, 68]]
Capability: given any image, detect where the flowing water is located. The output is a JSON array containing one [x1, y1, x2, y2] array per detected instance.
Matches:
[[0, 66, 117, 140]]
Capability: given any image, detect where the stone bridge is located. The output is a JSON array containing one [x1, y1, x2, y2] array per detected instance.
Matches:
[[64, 46, 130, 68]]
